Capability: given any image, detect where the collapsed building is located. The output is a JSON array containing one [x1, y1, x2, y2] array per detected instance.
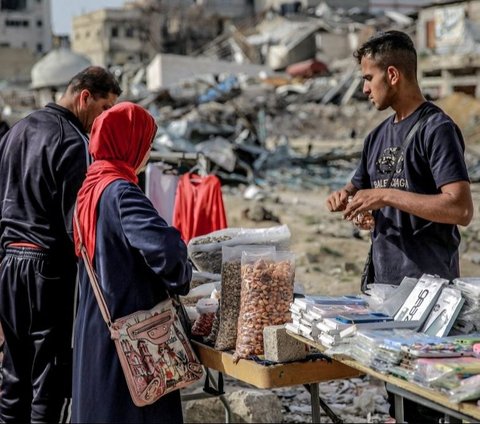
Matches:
[[2, 1, 480, 189]]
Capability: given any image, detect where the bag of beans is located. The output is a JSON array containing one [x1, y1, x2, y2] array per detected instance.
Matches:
[[215, 245, 275, 351], [191, 298, 219, 337], [187, 225, 291, 274], [233, 251, 295, 362], [205, 307, 221, 346]]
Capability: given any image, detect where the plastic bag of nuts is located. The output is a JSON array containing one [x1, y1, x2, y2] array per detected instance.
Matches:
[[191, 298, 219, 337], [215, 245, 275, 351], [233, 251, 295, 362], [348, 196, 375, 231]]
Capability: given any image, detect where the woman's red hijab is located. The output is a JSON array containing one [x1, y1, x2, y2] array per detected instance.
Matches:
[[74, 102, 157, 261]]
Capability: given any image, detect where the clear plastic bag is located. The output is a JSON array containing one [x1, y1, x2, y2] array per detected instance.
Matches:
[[191, 271, 221, 289], [448, 374, 480, 403], [365, 278, 418, 317], [348, 196, 374, 231], [187, 225, 291, 273], [215, 245, 275, 351], [414, 357, 480, 390], [205, 306, 220, 345], [180, 282, 216, 307], [233, 251, 295, 362], [191, 298, 219, 337], [181, 271, 221, 307]]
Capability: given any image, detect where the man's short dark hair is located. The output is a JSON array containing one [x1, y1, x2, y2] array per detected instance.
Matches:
[[353, 30, 417, 80], [67, 66, 122, 99]]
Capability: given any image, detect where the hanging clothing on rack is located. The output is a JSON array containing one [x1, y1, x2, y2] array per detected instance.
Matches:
[[145, 163, 179, 226], [173, 172, 227, 243]]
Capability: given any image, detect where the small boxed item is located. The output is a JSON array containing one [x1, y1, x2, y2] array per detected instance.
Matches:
[[394, 274, 448, 325], [422, 287, 464, 337]]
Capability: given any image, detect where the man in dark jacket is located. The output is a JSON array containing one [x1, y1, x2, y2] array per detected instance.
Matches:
[[0, 109, 9, 140], [0, 66, 121, 423]]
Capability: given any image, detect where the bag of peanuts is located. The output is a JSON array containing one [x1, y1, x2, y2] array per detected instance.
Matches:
[[191, 298, 219, 337], [233, 250, 295, 362], [215, 245, 275, 351]]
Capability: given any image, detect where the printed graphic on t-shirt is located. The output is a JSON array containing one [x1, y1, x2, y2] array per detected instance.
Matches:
[[373, 146, 409, 189]]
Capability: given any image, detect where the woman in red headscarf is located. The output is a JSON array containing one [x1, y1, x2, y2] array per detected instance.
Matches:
[[71, 102, 191, 423]]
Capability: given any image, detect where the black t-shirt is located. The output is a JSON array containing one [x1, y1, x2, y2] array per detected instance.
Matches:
[[351, 102, 470, 285], [0, 103, 89, 260]]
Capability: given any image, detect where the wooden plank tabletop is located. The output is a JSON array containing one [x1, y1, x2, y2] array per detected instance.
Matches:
[[288, 332, 480, 421], [192, 340, 362, 389]]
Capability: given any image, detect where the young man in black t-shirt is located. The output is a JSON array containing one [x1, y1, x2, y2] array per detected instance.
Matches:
[[326, 30, 473, 423]]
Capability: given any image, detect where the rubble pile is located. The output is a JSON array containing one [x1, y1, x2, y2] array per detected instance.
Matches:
[[182, 374, 392, 423], [142, 70, 394, 190], [143, 66, 480, 192]]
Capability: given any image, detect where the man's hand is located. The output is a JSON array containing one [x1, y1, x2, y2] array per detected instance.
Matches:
[[344, 189, 385, 221], [326, 189, 349, 212], [326, 183, 357, 212]]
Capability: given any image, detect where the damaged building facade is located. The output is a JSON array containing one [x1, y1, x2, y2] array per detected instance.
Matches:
[[71, 0, 255, 66], [0, 0, 52, 81], [71, 6, 150, 69], [417, 0, 480, 99]]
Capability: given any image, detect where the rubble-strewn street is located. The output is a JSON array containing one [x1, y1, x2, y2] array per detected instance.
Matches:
[[182, 374, 392, 423]]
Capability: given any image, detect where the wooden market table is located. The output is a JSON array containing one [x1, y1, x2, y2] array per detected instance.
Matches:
[[183, 340, 362, 423], [289, 332, 480, 423]]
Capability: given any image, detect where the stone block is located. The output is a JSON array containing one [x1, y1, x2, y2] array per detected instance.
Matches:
[[263, 324, 307, 363], [184, 389, 283, 423]]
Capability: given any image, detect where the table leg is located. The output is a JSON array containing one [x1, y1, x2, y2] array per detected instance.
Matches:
[[218, 395, 232, 423], [308, 383, 322, 423], [207, 371, 232, 423], [386, 382, 474, 423], [394, 393, 404, 423]]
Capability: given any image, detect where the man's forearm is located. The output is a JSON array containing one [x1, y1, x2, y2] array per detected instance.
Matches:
[[382, 186, 473, 226]]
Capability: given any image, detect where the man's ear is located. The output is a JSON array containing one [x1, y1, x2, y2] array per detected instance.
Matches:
[[386, 65, 400, 85], [78, 89, 91, 108]]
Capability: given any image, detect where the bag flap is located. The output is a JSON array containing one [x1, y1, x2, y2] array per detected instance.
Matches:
[[126, 310, 174, 344]]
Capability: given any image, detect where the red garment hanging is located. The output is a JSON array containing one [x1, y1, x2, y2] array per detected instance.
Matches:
[[173, 172, 227, 243]]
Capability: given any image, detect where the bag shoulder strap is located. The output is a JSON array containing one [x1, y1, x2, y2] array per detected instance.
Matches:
[[386, 107, 437, 188], [74, 205, 113, 327]]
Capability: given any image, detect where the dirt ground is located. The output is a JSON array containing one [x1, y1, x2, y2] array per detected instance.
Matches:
[[222, 181, 480, 297]]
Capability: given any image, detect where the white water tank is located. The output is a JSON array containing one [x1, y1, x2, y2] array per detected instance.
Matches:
[[31, 48, 92, 89]]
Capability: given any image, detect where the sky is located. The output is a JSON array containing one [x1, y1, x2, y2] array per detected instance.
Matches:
[[50, 0, 126, 35]]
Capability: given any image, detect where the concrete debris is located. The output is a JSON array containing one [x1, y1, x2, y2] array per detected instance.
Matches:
[[184, 389, 284, 423], [4, 6, 480, 195], [182, 374, 391, 423], [241, 202, 281, 223]]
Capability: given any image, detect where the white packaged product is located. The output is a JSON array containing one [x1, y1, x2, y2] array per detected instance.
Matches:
[[394, 274, 448, 325]]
